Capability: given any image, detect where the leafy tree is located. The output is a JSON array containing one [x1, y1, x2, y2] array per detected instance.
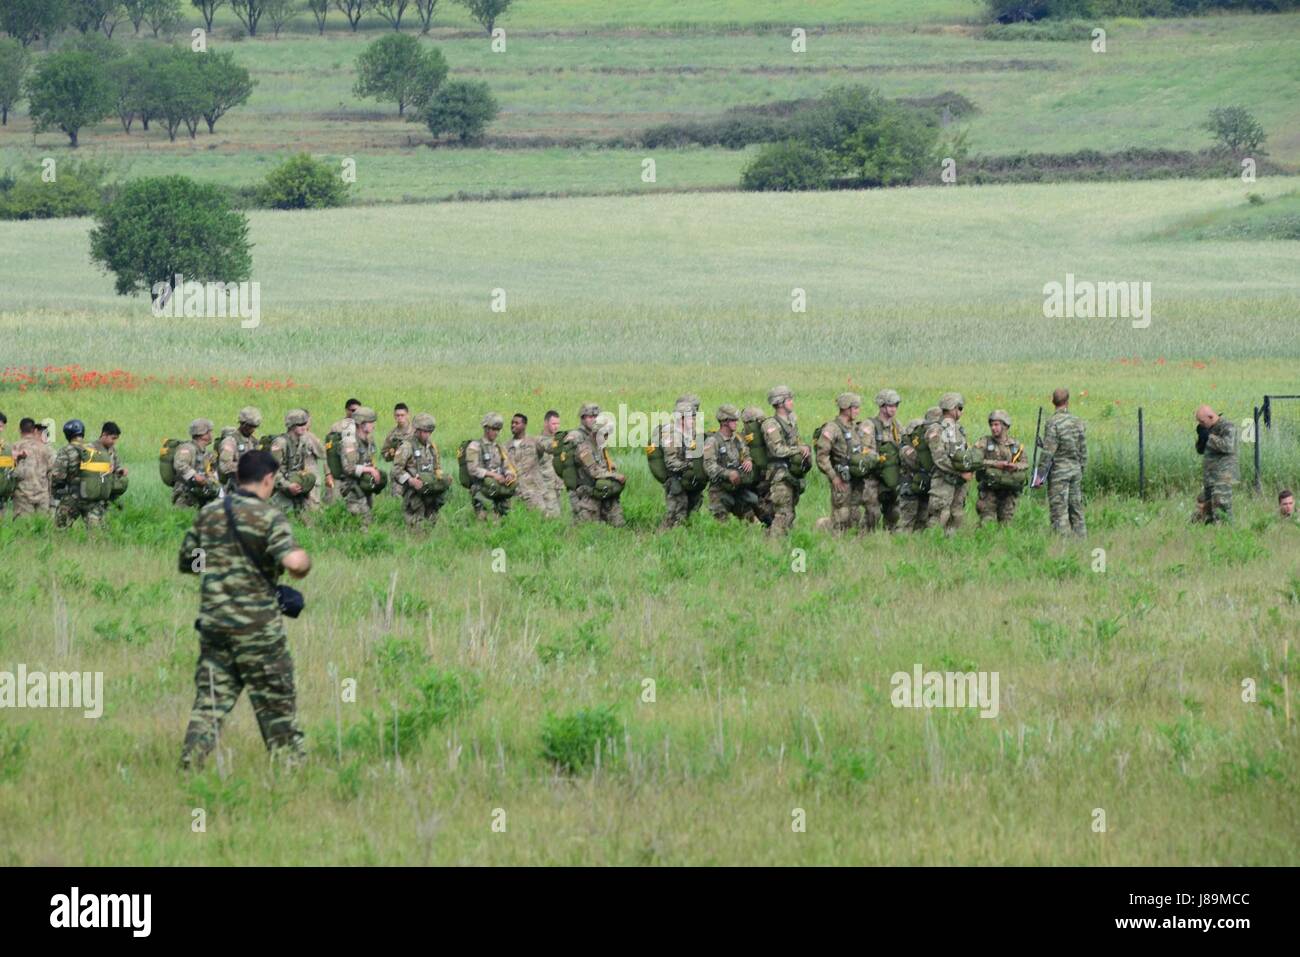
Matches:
[[0, 0, 70, 47], [1203, 106, 1266, 155], [150, 49, 206, 140], [121, 0, 149, 33], [263, 0, 294, 36], [354, 33, 447, 117], [421, 78, 497, 142], [797, 85, 938, 187], [108, 47, 146, 131], [195, 48, 253, 132], [413, 0, 438, 33], [229, 0, 266, 35], [740, 140, 831, 192], [69, 0, 123, 34], [306, 0, 328, 33], [258, 153, 351, 209], [191, 0, 225, 31], [0, 37, 27, 124], [89, 175, 251, 296], [455, 0, 511, 34], [371, 0, 410, 30], [335, 0, 365, 31], [25, 48, 115, 147], [144, 0, 182, 36], [100, 1, 124, 34]]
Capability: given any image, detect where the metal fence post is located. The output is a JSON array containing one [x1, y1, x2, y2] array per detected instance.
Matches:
[[1254, 404, 1262, 494], [1137, 407, 1145, 500]]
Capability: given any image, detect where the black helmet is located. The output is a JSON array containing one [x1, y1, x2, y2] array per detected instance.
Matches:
[[63, 418, 85, 439]]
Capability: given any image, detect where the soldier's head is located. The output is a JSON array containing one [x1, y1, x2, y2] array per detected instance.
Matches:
[[543, 410, 560, 436], [595, 412, 615, 447], [1195, 405, 1218, 428], [676, 394, 701, 415], [190, 418, 214, 447], [481, 412, 504, 439], [875, 389, 901, 422], [674, 399, 694, 430], [285, 408, 308, 438], [768, 385, 794, 414], [237, 449, 278, 501], [99, 421, 121, 450], [19, 417, 36, 436], [837, 392, 862, 422], [1280, 489, 1295, 518], [939, 392, 964, 421], [988, 409, 1011, 439], [238, 406, 261, 436], [1052, 388, 1070, 409], [345, 398, 361, 416], [924, 406, 942, 425], [351, 405, 378, 439], [580, 403, 600, 430], [716, 404, 740, 436], [412, 412, 436, 439], [393, 403, 409, 428], [511, 413, 527, 438], [63, 419, 85, 442]]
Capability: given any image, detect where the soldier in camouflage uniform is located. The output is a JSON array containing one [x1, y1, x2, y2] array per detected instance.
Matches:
[[9, 417, 55, 517], [974, 409, 1029, 525], [925, 393, 972, 535], [323, 399, 361, 505], [1039, 388, 1087, 536], [658, 399, 706, 529], [702, 404, 761, 523], [465, 412, 517, 521], [898, 406, 942, 532], [380, 404, 413, 498], [338, 406, 383, 526], [392, 413, 449, 528], [1194, 405, 1238, 524], [300, 412, 327, 512], [539, 410, 564, 517], [761, 385, 811, 536], [269, 409, 314, 516], [508, 413, 559, 518], [217, 407, 261, 492], [567, 403, 626, 526], [866, 389, 903, 532], [178, 449, 311, 770], [172, 418, 219, 510], [815, 392, 876, 534], [54, 421, 126, 530]]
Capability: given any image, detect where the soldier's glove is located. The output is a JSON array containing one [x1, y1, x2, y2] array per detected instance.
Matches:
[[1195, 424, 1209, 455]]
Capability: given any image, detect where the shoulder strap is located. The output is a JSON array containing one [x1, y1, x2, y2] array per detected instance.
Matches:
[[223, 495, 276, 594]]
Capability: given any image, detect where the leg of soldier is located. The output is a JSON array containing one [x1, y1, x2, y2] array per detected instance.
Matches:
[[402, 489, 425, 528], [601, 498, 626, 528], [1210, 481, 1233, 524], [571, 489, 600, 524], [662, 488, 688, 529], [913, 493, 930, 531], [54, 498, 81, 529], [849, 480, 866, 530], [1067, 474, 1086, 536], [1047, 475, 1070, 533], [12, 495, 43, 517], [768, 478, 796, 535], [926, 479, 956, 530], [234, 621, 305, 762], [998, 490, 1019, 525], [881, 488, 900, 531], [947, 480, 968, 533], [707, 487, 731, 522], [861, 480, 880, 531], [898, 493, 918, 531], [688, 488, 704, 518], [829, 481, 852, 532], [975, 487, 997, 525], [540, 485, 560, 519], [181, 631, 244, 769], [84, 502, 108, 530], [495, 496, 512, 518], [343, 484, 373, 527]]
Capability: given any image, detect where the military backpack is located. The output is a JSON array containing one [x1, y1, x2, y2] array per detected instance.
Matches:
[[741, 413, 768, 471], [158, 438, 184, 487], [324, 431, 346, 480], [0, 443, 16, 499], [78, 445, 116, 503]]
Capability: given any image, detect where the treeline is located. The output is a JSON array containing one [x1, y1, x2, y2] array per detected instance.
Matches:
[[985, 0, 1299, 21]]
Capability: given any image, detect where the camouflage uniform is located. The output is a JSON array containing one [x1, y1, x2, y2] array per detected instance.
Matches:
[[381, 421, 414, 497], [300, 429, 327, 511], [1196, 415, 1238, 524], [178, 490, 305, 769], [338, 407, 380, 525], [322, 417, 357, 505], [568, 403, 625, 526], [866, 391, 903, 532], [53, 437, 120, 529], [509, 433, 559, 518], [702, 405, 761, 522], [925, 394, 971, 534], [762, 386, 808, 535], [217, 407, 261, 492], [815, 393, 875, 533], [270, 410, 314, 516], [172, 419, 218, 510], [466, 414, 516, 519], [659, 400, 705, 528], [538, 431, 564, 515], [9, 433, 54, 517], [974, 411, 1029, 525], [392, 414, 448, 528], [898, 406, 942, 532], [1042, 406, 1087, 536]]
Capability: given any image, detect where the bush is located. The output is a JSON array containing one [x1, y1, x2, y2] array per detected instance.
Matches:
[[421, 79, 498, 143], [258, 153, 350, 210], [540, 705, 619, 773], [340, 667, 480, 758], [1202, 106, 1266, 155], [741, 140, 832, 191], [798, 85, 940, 187], [983, 19, 1096, 39], [0, 159, 111, 220]]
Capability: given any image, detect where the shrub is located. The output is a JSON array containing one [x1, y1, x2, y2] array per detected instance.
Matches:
[[340, 667, 480, 758], [741, 140, 832, 191], [258, 153, 350, 210], [1202, 106, 1266, 155], [798, 85, 940, 187], [540, 705, 619, 773], [421, 79, 498, 143], [0, 159, 111, 220]]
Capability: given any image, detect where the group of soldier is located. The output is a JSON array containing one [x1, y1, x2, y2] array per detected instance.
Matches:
[[0, 415, 128, 528]]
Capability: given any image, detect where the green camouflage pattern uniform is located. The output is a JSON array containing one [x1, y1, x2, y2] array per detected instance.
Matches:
[[866, 413, 902, 531], [338, 417, 379, 524], [1197, 416, 1238, 524], [217, 427, 258, 491], [381, 422, 413, 497], [974, 429, 1028, 525], [1042, 408, 1087, 535], [178, 490, 304, 768], [702, 407, 761, 522], [53, 439, 119, 529], [172, 440, 218, 509], [465, 435, 516, 518], [393, 430, 448, 528], [568, 424, 625, 526], [300, 430, 326, 511], [925, 413, 971, 534], [10, 434, 54, 516], [898, 407, 941, 531], [509, 434, 560, 518], [269, 431, 312, 515], [659, 404, 705, 528], [538, 432, 564, 515], [815, 405, 875, 533]]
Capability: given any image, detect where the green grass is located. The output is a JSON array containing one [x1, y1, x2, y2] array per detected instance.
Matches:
[[1159, 189, 1300, 241]]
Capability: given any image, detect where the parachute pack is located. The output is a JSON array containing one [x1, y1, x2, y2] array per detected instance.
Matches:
[[324, 431, 346, 480], [78, 445, 116, 503], [158, 438, 183, 487], [556, 433, 581, 491], [741, 413, 768, 471], [812, 422, 878, 482], [979, 439, 1028, 491], [0, 444, 16, 499]]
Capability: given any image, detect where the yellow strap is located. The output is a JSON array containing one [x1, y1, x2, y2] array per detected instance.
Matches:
[[81, 461, 112, 474], [0, 455, 14, 468]]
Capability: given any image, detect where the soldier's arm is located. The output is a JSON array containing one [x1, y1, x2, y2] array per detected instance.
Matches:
[[927, 426, 953, 472], [502, 448, 518, 482], [814, 428, 835, 478], [174, 446, 198, 483], [576, 441, 612, 479], [702, 438, 723, 482], [466, 441, 489, 479], [762, 420, 798, 459], [1205, 422, 1235, 455], [392, 443, 412, 483], [340, 436, 365, 477], [265, 511, 309, 578]]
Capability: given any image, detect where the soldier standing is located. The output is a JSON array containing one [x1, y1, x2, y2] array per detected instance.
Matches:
[[1038, 388, 1087, 536], [974, 410, 1029, 525], [465, 413, 517, 522], [178, 450, 311, 770], [567, 403, 626, 526], [659, 398, 706, 529], [538, 410, 564, 516], [866, 389, 903, 532], [217, 407, 261, 492], [1194, 405, 1238, 524], [898, 406, 942, 532], [54, 421, 127, 530], [381, 403, 413, 498], [324, 399, 362, 505], [508, 413, 559, 518], [338, 406, 383, 526], [172, 418, 219, 510], [702, 405, 763, 524], [270, 410, 315, 516], [9, 417, 55, 518], [392, 413, 449, 528], [815, 392, 875, 534], [300, 411, 327, 513], [924, 393, 972, 535], [761, 385, 811, 536]]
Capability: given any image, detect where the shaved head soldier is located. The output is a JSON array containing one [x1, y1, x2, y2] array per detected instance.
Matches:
[[1039, 388, 1087, 536]]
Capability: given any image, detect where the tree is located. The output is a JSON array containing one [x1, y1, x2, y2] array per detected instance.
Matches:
[[109, 47, 146, 131], [196, 49, 253, 133], [149, 49, 206, 140], [1203, 106, 1266, 155], [264, 0, 294, 36], [0, 37, 27, 124], [0, 0, 70, 47], [797, 85, 938, 187], [413, 0, 438, 33], [191, 0, 225, 31], [371, 0, 410, 30], [229, 0, 266, 35], [354, 33, 447, 117], [740, 140, 832, 192], [306, 0, 328, 33], [421, 78, 497, 142], [122, 0, 148, 33], [335, 0, 365, 31], [100, 1, 124, 35], [69, 0, 122, 34], [455, 0, 511, 35], [258, 153, 351, 209], [89, 176, 251, 297], [143, 0, 181, 36], [25, 49, 115, 146]]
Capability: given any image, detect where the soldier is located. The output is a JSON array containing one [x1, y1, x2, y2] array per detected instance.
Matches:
[[392, 412, 449, 528], [9, 418, 55, 518], [566, 403, 627, 526], [924, 393, 972, 535], [324, 399, 361, 505], [974, 410, 1029, 526], [300, 411, 327, 512], [0, 412, 11, 518], [172, 418, 219, 510], [539, 410, 564, 515], [815, 392, 875, 534], [898, 406, 942, 532], [1280, 490, 1296, 521], [381, 403, 413, 498], [217, 407, 261, 491], [178, 450, 311, 770], [54, 421, 127, 530], [508, 413, 559, 518], [761, 386, 812, 536], [465, 413, 517, 522], [338, 406, 384, 526], [658, 399, 706, 529], [702, 405, 763, 523], [269, 410, 314, 516], [866, 389, 903, 532], [1038, 388, 1087, 536], [1194, 405, 1238, 524]]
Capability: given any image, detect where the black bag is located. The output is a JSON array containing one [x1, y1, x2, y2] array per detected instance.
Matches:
[[224, 495, 304, 619]]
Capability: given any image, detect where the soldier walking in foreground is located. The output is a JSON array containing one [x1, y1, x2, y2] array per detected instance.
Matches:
[[1039, 388, 1087, 536], [1194, 405, 1238, 524], [465, 413, 517, 522], [393, 413, 449, 528], [509, 413, 560, 518], [217, 407, 261, 492], [974, 409, 1029, 525], [178, 450, 311, 770], [9, 417, 55, 517], [815, 392, 875, 534], [898, 406, 942, 532], [566, 403, 626, 526], [702, 404, 761, 523], [172, 419, 219, 510], [762, 385, 811, 536]]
